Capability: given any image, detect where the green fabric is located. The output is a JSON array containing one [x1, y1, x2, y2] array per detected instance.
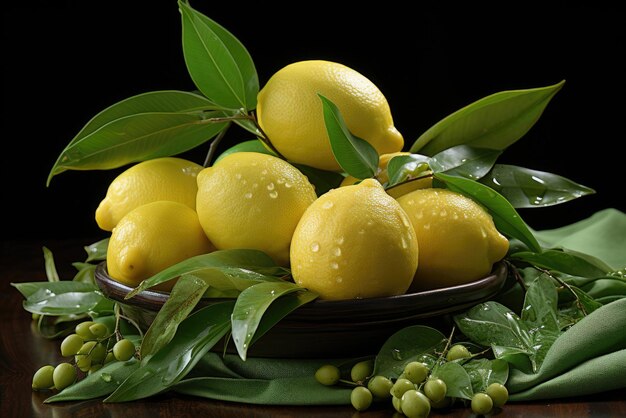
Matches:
[[173, 208, 626, 404]]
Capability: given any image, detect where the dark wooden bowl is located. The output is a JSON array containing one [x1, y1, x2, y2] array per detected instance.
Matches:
[[95, 262, 508, 358]]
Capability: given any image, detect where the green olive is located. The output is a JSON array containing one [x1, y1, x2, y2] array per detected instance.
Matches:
[[446, 344, 471, 362], [486, 383, 509, 407], [401, 389, 431, 418], [390, 378, 415, 399], [32, 365, 55, 390], [53, 362, 76, 391], [314, 364, 341, 386], [350, 359, 374, 383], [350, 386, 373, 411], [60, 334, 84, 357], [75, 321, 97, 340], [471, 392, 494, 415], [88, 322, 109, 339], [424, 378, 447, 403], [367, 375, 393, 399], [403, 361, 429, 384], [113, 338, 136, 361], [392, 394, 403, 413]]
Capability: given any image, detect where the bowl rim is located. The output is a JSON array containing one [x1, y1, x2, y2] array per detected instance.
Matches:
[[94, 261, 508, 322]]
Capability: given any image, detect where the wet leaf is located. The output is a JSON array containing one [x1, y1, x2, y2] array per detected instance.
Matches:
[[386, 154, 430, 187], [12, 281, 113, 316], [511, 248, 611, 278], [84, 238, 109, 262], [463, 358, 509, 393], [428, 145, 502, 180], [43, 247, 59, 282], [431, 361, 474, 400]]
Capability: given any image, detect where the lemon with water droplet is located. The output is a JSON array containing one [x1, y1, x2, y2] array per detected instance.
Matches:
[[195, 152, 317, 266], [397, 188, 509, 291], [290, 179, 418, 300]]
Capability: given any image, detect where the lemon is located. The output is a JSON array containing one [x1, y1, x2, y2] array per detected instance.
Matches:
[[196, 152, 317, 266], [256, 60, 404, 171], [106, 200, 214, 291], [340, 152, 433, 198], [397, 188, 509, 291], [290, 179, 418, 300], [95, 157, 203, 231]]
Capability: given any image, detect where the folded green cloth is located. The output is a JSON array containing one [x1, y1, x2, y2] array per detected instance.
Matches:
[[173, 208, 626, 404]]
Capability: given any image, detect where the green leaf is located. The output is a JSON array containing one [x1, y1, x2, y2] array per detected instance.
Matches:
[[428, 145, 502, 180], [84, 238, 109, 262], [71, 262, 97, 283], [319, 94, 379, 179], [49, 111, 227, 181], [480, 164, 595, 208], [569, 286, 604, 315], [12, 281, 114, 316], [431, 361, 474, 400], [373, 325, 447, 379], [45, 359, 140, 403], [231, 282, 310, 360], [293, 164, 345, 196], [179, 1, 259, 110], [521, 275, 560, 332], [510, 248, 611, 278], [410, 80, 565, 156], [42, 247, 59, 282], [214, 139, 275, 164], [435, 173, 542, 253], [47, 91, 221, 184], [125, 249, 283, 298], [140, 275, 209, 360], [463, 358, 509, 393], [386, 154, 430, 187], [105, 301, 234, 402]]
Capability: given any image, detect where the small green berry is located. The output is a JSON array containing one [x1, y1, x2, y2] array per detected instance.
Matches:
[[75, 321, 97, 339], [53, 362, 76, 391], [446, 344, 471, 361], [60, 334, 83, 357], [401, 389, 431, 418], [88, 322, 109, 339], [392, 394, 403, 413], [486, 382, 509, 407], [367, 375, 393, 399], [350, 386, 373, 411], [350, 359, 374, 383], [390, 378, 415, 399], [471, 392, 494, 415], [104, 352, 115, 364], [113, 338, 136, 361], [32, 365, 55, 390], [314, 364, 341, 386], [403, 361, 429, 384], [424, 378, 447, 403]]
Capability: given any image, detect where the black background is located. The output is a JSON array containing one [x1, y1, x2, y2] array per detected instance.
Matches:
[[2, 1, 624, 241]]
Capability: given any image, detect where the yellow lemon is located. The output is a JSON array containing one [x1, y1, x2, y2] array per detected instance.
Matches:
[[256, 60, 403, 171], [397, 188, 509, 291], [106, 200, 214, 291], [340, 152, 433, 198], [196, 152, 317, 266], [290, 179, 418, 300], [95, 157, 203, 231]]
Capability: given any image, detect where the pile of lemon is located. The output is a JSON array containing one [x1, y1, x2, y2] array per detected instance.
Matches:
[[97, 60, 509, 300]]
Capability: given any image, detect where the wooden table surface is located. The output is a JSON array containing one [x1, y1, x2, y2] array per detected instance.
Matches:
[[2, 238, 625, 418]]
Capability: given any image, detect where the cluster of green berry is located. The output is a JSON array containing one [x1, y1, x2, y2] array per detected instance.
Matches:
[[315, 344, 509, 417], [31, 320, 136, 391]]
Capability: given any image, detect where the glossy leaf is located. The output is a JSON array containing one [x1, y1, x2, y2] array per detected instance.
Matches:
[[429, 145, 502, 180], [125, 249, 283, 298], [410, 80, 565, 156], [319, 94, 378, 179], [463, 358, 509, 393], [435, 173, 542, 252], [105, 301, 234, 402], [49, 111, 227, 181], [84, 238, 109, 262], [521, 276, 559, 332], [43, 247, 60, 282], [431, 361, 474, 400], [71, 262, 97, 284], [48, 91, 221, 184], [179, 0, 258, 110], [12, 281, 114, 315], [294, 164, 345, 196], [510, 249, 611, 278], [386, 154, 430, 187], [140, 275, 209, 360], [214, 139, 275, 164], [569, 286, 604, 315], [480, 164, 595, 208], [45, 359, 140, 403], [231, 282, 313, 360], [373, 325, 447, 379]]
